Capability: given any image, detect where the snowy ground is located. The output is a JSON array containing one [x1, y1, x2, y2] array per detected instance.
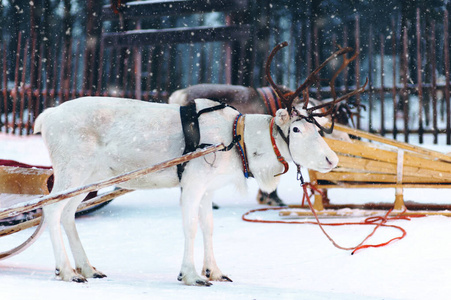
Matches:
[[1, 132, 451, 300]]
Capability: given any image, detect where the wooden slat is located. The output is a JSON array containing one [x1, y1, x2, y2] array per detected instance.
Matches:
[[336, 155, 451, 181], [279, 209, 451, 218], [325, 138, 451, 174], [314, 171, 450, 184], [333, 124, 451, 162], [314, 183, 451, 189], [325, 137, 398, 163]]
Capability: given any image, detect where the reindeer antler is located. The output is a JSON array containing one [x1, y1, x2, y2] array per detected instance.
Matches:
[[265, 42, 292, 112], [265, 41, 367, 134], [265, 42, 354, 114], [307, 46, 361, 117]]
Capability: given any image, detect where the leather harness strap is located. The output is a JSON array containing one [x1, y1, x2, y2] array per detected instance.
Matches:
[[233, 114, 252, 178], [177, 103, 200, 180], [256, 87, 283, 116], [177, 102, 290, 181], [177, 102, 237, 180], [269, 118, 290, 176]]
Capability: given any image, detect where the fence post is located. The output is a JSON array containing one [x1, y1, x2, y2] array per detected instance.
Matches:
[[368, 25, 374, 132], [402, 26, 409, 143], [1, 44, 6, 133], [445, 10, 451, 145], [83, 0, 102, 93], [354, 15, 361, 129], [430, 20, 438, 144], [392, 17, 398, 140], [380, 33, 385, 136], [416, 8, 424, 144]]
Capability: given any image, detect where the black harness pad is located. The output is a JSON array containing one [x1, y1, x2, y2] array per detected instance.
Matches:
[[180, 103, 200, 154], [177, 102, 200, 180], [177, 101, 236, 181]]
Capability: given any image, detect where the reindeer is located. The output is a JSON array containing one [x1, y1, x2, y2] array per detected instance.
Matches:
[[169, 45, 364, 206], [32, 43, 363, 286]]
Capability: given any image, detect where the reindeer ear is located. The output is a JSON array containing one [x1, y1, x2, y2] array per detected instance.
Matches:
[[275, 109, 290, 127]]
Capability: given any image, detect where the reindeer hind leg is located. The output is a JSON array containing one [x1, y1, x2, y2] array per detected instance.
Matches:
[[43, 191, 87, 282], [61, 194, 107, 279]]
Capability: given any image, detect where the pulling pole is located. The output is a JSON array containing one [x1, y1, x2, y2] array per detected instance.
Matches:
[[0, 143, 225, 220]]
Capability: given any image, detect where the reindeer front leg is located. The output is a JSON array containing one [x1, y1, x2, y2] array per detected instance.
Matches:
[[199, 192, 232, 283], [178, 186, 211, 286]]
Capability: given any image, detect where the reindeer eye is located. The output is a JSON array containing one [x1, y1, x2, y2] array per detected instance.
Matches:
[[293, 127, 301, 133]]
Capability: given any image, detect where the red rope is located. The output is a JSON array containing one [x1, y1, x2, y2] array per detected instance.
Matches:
[[242, 183, 426, 254]]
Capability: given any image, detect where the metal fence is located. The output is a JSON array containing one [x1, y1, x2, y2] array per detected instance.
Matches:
[[0, 3, 450, 145]]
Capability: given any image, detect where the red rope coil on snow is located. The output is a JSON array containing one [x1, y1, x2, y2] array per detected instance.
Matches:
[[242, 183, 426, 254]]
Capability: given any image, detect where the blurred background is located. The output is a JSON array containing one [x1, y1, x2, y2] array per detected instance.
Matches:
[[0, 0, 450, 144]]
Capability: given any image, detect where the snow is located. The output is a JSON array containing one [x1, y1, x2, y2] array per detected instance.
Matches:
[[1, 132, 451, 300]]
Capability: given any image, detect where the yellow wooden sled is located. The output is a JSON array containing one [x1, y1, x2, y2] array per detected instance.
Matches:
[[281, 124, 451, 218]]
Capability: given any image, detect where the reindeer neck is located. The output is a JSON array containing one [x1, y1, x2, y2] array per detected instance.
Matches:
[[242, 115, 292, 186]]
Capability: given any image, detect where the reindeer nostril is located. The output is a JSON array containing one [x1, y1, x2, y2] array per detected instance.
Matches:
[[326, 156, 332, 166]]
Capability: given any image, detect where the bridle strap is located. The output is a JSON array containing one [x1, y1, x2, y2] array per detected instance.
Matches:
[[269, 118, 290, 177]]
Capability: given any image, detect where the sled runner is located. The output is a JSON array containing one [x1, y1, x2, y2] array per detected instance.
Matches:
[[0, 144, 225, 259], [281, 124, 451, 218]]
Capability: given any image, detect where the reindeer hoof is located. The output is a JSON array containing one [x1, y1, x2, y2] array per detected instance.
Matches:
[[76, 266, 107, 279], [71, 275, 88, 283], [203, 268, 232, 282], [196, 279, 212, 287], [257, 190, 286, 206], [93, 272, 107, 279]]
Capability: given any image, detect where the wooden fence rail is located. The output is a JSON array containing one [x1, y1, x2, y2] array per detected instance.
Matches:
[[0, 5, 450, 145]]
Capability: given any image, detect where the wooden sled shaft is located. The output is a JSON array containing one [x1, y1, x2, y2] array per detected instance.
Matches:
[[0, 143, 225, 220], [0, 188, 131, 238]]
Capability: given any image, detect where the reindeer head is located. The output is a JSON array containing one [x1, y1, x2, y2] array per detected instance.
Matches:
[[265, 42, 367, 173]]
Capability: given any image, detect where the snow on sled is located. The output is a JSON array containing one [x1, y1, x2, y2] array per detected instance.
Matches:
[[0, 144, 224, 259], [281, 124, 451, 218]]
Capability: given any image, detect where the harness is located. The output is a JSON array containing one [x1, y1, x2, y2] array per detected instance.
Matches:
[[178, 102, 290, 181], [256, 87, 283, 116], [233, 114, 251, 178], [177, 102, 238, 180]]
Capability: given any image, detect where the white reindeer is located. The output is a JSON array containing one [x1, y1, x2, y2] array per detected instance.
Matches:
[[33, 95, 338, 285], [169, 84, 354, 142], [169, 84, 352, 207]]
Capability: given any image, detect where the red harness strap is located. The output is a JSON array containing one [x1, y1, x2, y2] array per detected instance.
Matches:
[[269, 118, 289, 176]]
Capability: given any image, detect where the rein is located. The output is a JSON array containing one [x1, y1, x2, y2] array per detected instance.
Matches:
[[242, 178, 426, 254]]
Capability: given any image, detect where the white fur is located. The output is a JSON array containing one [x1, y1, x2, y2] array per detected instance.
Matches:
[[168, 89, 187, 105], [34, 96, 338, 285]]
